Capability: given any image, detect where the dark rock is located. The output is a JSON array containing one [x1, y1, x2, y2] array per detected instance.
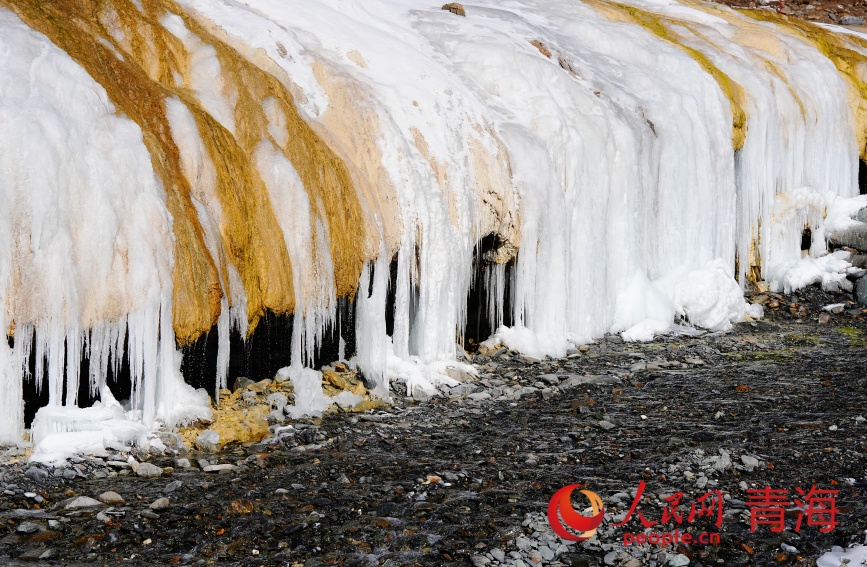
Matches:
[[232, 376, 254, 392], [851, 254, 867, 269], [857, 277, 867, 306], [24, 467, 48, 484]]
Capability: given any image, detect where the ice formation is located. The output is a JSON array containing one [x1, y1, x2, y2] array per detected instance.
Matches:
[[0, 0, 866, 448]]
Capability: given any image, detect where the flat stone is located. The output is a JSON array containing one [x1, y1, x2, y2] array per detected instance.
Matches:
[[65, 496, 103, 509], [468, 391, 491, 401], [597, 420, 616, 430], [17, 522, 41, 534], [149, 497, 170, 510], [824, 303, 846, 314], [202, 464, 237, 473], [164, 480, 183, 494], [560, 374, 619, 389], [97, 491, 125, 505], [19, 547, 54, 561]]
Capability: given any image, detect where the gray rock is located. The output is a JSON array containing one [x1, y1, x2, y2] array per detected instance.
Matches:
[[412, 387, 434, 402], [470, 556, 491, 567], [61, 469, 77, 480], [669, 554, 690, 566], [490, 548, 506, 562], [98, 491, 125, 505], [17, 521, 41, 534], [468, 391, 491, 401], [149, 497, 170, 510], [828, 225, 867, 252], [19, 548, 55, 561], [24, 467, 49, 483], [840, 15, 866, 25], [851, 254, 867, 269], [66, 496, 103, 509], [741, 455, 760, 472], [164, 480, 183, 494], [857, 277, 867, 307], [515, 536, 533, 551], [597, 420, 616, 430], [134, 462, 163, 478], [195, 429, 221, 453], [629, 362, 646, 372], [175, 458, 192, 469]]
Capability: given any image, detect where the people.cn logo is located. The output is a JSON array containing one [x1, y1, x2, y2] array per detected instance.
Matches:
[[547, 484, 605, 541]]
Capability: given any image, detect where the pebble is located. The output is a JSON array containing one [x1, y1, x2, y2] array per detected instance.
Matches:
[[669, 554, 690, 566], [597, 420, 616, 430], [150, 497, 170, 510], [164, 480, 184, 493], [98, 491, 125, 505]]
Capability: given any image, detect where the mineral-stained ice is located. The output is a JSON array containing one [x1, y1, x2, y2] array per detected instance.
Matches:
[[0, 0, 865, 455]]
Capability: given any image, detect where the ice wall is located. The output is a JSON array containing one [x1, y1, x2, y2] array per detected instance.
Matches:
[[0, 0, 865, 443]]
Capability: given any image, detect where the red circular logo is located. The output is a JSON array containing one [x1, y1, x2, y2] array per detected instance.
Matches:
[[547, 484, 605, 541]]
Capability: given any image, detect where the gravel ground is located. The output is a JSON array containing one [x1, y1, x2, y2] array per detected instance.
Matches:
[[0, 286, 865, 567]]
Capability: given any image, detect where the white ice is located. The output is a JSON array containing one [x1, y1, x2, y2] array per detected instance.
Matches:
[[817, 544, 867, 567]]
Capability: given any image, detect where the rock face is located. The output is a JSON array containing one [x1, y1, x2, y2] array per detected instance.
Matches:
[[442, 2, 466, 16]]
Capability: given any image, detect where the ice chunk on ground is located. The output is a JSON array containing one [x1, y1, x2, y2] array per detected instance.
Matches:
[[283, 367, 333, 419], [30, 396, 148, 465]]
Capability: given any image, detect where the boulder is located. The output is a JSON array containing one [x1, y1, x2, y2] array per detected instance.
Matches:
[[828, 225, 867, 252], [442, 2, 465, 16]]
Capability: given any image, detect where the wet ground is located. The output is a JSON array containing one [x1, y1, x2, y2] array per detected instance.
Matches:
[[0, 287, 866, 567]]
